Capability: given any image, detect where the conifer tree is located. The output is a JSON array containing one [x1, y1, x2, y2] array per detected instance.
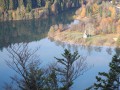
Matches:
[[26, 0, 32, 12], [37, 0, 42, 7], [55, 49, 87, 90], [9, 0, 14, 10], [18, 0, 24, 8], [90, 55, 120, 90]]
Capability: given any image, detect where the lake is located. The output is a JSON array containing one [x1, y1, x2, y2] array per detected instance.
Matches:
[[0, 9, 119, 90]]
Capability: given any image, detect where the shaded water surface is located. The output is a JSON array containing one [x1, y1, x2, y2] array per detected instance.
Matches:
[[0, 9, 119, 90]]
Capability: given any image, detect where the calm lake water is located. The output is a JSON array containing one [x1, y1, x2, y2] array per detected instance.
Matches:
[[0, 9, 119, 90]]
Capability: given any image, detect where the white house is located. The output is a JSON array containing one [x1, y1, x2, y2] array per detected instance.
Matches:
[[83, 30, 87, 38]]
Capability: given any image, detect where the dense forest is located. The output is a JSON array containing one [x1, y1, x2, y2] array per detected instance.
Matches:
[[0, 0, 83, 21], [48, 0, 120, 46], [0, 0, 82, 10], [0, 0, 116, 21]]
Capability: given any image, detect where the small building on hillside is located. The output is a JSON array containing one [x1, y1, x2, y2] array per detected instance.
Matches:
[[83, 30, 87, 38]]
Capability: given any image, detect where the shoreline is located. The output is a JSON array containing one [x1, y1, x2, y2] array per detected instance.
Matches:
[[0, 7, 78, 22], [48, 37, 116, 48], [48, 30, 120, 48]]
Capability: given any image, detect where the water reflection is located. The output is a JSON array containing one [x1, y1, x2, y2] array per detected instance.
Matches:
[[106, 47, 112, 55], [0, 9, 76, 51], [114, 47, 120, 57], [0, 37, 119, 90], [0, 8, 120, 90], [49, 38, 115, 56]]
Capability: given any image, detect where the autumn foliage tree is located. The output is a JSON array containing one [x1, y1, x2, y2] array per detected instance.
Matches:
[[80, 4, 86, 18], [109, 6, 116, 19], [0, 0, 6, 11], [92, 3, 99, 14]]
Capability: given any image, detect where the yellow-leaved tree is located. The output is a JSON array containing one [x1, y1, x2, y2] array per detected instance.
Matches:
[[92, 3, 99, 14], [80, 4, 86, 18], [109, 6, 116, 19]]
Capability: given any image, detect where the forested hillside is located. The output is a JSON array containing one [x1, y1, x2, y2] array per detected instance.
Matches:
[[48, 0, 120, 47], [0, 0, 82, 10], [0, 0, 83, 21]]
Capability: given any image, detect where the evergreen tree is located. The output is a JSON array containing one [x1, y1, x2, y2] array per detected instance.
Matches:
[[9, 0, 14, 10], [18, 0, 24, 8], [26, 0, 32, 12], [55, 49, 87, 90], [5, 0, 9, 10], [87, 55, 120, 90], [37, 0, 42, 7]]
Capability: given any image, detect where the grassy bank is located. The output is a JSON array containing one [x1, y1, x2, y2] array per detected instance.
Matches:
[[48, 30, 120, 47], [48, 1, 120, 47]]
